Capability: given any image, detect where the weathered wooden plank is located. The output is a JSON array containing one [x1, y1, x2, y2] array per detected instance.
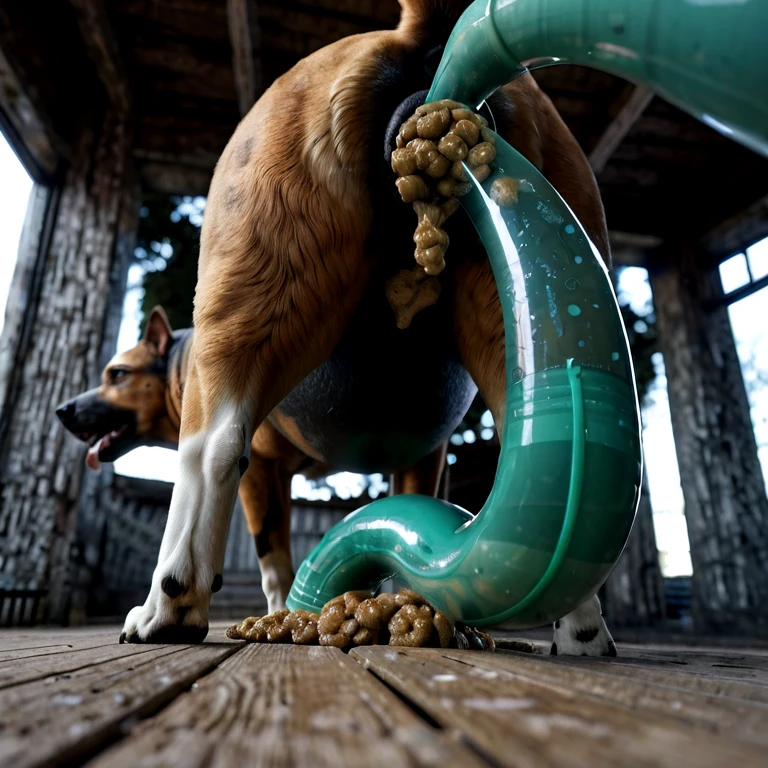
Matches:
[[0, 46, 59, 179], [87, 643, 487, 768], [0, 626, 119, 653], [0, 631, 189, 690], [589, 86, 653, 174], [227, 0, 263, 115], [550, 651, 768, 701], [69, 0, 132, 114], [0, 641, 237, 768], [352, 647, 768, 768], [618, 646, 768, 679], [440, 648, 768, 749]]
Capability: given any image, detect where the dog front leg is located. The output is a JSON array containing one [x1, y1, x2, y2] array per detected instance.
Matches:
[[120, 371, 252, 643]]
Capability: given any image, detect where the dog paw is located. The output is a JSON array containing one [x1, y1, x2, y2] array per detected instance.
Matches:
[[550, 595, 617, 657], [120, 590, 208, 644]]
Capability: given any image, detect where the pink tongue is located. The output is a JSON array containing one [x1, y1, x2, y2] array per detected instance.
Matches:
[[86, 437, 106, 471]]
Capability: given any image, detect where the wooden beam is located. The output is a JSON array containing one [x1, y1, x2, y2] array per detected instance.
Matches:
[[702, 192, 768, 261], [0, 45, 60, 180], [227, 0, 263, 116], [69, 0, 131, 115], [589, 86, 653, 175], [138, 160, 212, 196]]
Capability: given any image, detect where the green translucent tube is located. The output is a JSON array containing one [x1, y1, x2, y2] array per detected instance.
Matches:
[[286, 0, 768, 626], [429, 0, 768, 159]]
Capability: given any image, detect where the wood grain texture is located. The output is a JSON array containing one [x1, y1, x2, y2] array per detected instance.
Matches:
[[589, 86, 653, 174], [0, 626, 118, 653], [69, 0, 132, 114], [0, 107, 134, 621], [550, 649, 768, 702], [440, 648, 768, 749], [0, 639, 237, 768], [650, 242, 768, 633], [87, 643, 487, 768], [352, 647, 768, 768], [227, 0, 263, 115]]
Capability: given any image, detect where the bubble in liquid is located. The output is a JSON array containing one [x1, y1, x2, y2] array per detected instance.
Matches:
[[574, 256, 583, 264], [565, 278, 580, 291], [564, 224, 576, 234], [611, 351, 620, 361], [578, 340, 585, 348], [567, 304, 581, 316]]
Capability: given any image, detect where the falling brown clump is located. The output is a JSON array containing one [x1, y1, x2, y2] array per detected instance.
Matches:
[[226, 588, 495, 652], [387, 99, 510, 327]]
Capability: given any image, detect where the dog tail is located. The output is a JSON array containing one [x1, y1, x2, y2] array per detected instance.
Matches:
[[397, 0, 474, 41]]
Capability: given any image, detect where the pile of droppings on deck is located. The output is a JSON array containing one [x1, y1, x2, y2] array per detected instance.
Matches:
[[386, 99, 520, 328], [226, 588, 495, 651]]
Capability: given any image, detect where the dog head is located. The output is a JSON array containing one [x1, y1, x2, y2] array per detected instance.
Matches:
[[56, 306, 183, 470]]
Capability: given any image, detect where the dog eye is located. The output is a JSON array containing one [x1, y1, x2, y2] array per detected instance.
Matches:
[[110, 368, 130, 384]]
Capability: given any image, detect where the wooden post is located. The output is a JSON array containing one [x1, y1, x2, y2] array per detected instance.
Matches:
[[649, 241, 768, 633], [0, 106, 136, 622], [600, 463, 666, 627]]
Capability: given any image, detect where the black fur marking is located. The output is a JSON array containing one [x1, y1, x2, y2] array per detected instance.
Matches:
[[161, 575, 186, 599], [550, 643, 558, 656], [554, 620, 561, 629], [384, 88, 429, 161], [607, 640, 618, 657], [238, 456, 249, 477], [254, 531, 272, 559], [119, 631, 126, 644], [236, 137, 253, 167], [212, 574, 223, 593], [574, 626, 600, 644]]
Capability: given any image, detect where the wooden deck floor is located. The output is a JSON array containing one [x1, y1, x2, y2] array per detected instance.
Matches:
[[2, 624, 768, 767]]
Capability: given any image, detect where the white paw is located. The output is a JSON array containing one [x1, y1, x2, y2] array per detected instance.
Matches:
[[119, 573, 217, 644], [550, 595, 617, 657]]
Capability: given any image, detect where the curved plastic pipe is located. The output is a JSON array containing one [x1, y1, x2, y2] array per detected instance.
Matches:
[[286, 0, 768, 626], [428, 0, 768, 159]]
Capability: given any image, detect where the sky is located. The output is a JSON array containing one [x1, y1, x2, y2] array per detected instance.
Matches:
[[2, 130, 767, 579]]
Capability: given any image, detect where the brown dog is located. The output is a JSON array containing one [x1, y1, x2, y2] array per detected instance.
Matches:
[[58, 0, 616, 655]]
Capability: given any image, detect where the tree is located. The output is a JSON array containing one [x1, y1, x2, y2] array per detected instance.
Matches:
[[135, 194, 205, 335]]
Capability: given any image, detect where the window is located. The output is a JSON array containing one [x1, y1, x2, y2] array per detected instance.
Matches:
[[0, 132, 34, 335], [722, 239, 768, 494], [718, 238, 768, 300]]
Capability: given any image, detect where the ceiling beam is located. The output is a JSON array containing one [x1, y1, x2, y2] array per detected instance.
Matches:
[[702, 192, 768, 262], [69, 0, 131, 115], [0, 46, 60, 180], [608, 231, 663, 268], [227, 0, 264, 116], [589, 86, 653, 175]]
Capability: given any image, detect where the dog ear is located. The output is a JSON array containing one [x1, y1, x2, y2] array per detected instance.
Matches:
[[144, 306, 173, 356]]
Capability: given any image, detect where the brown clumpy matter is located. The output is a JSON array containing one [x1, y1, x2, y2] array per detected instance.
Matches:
[[387, 99, 517, 327], [226, 588, 495, 652]]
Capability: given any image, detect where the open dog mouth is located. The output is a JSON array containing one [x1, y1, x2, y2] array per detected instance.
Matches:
[[85, 425, 130, 470]]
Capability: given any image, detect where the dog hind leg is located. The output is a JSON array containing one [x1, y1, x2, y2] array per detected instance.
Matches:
[[238, 456, 294, 614], [390, 440, 448, 497], [551, 594, 617, 657]]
